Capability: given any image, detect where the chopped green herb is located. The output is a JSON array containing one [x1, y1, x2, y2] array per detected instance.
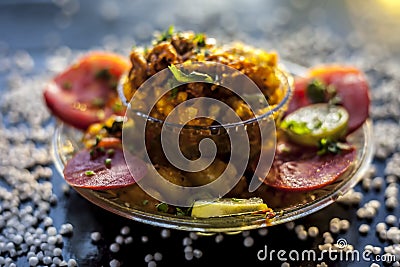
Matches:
[[62, 81, 72, 90], [311, 118, 323, 130], [91, 98, 105, 108], [193, 33, 206, 47], [156, 25, 174, 43], [143, 46, 149, 55], [156, 202, 169, 213], [329, 94, 342, 105], [176, 207, 186, 216], [231, 198, 244, 202], [85, 170, 95, 176], [307, 79, 340, 106], [103, 119, 123, 135], [105, 158, 112, 168], [97, 147, 105, 154], [317, 138, 343, 155], [280, 120, 311, 135], [142, 199, 149, 206], [95, 135, 102, 146], [307, 79, 326, 103], [168, 64, 213, 83], [110, 80, 118, 90], [89, 149, 96, 159], [106, 148, 115, 157], [112, 102, 124, 113], [95, 68, 112, 81], [169, 88, 178, 99]]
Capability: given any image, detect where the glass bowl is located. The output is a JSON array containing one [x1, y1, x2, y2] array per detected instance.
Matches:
[[52, 64, 373, 233]]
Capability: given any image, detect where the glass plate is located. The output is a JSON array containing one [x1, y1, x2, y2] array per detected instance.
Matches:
[[51, 61, 374, 232], [52, 119, 373, 233]]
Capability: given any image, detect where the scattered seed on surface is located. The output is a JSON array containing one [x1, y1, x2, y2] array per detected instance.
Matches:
[[124, 236, 133, 244], [243, 236, 254, 247], [385, 215, 397, 225], [258, 228, 268, 236], [91, 232, 101, 242], [215, 234, 224, 243], [185, 252, 194, 261], [189, 232, 198, 240], [144, 254, 153, 263], [160, 229, 170, 239], [109, 259, 120, 267], [115, 235, 124, 245], [308, 226, 319, 237], [184, 246, 193, 253], [29, 256, 39, 266], [359, 224, 370, 234], [154, 252, 163, 261], [183, 237, 192, 246], [120, 226, 130, 236], [109, 243, 120, 253], [193, 249, 203, 259]]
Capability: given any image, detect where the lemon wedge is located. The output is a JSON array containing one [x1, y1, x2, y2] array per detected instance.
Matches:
[[191, 197, 269, 218]]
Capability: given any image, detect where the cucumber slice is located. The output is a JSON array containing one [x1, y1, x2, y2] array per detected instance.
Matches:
[[281, 103, 349, 147], [191, 197, 269, 218]]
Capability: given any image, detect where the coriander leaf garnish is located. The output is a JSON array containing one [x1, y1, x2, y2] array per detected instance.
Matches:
[[62, 81, 72, 90], [156, 202, 169, 213], [168, 64, 213, 83], [106, 148, 115, 157], [176, 207, 186, 216], [112, 101, 124, 113], [95, 68, 112, 81], [156, 25, 175, 43], [306, 79, 326, 103], [193, 33, 206, 47], [306, 79, 340, 106], [169, 87, 178, 99], [85, 170, 95, 176], [280, 120, 311, 135], [103, 118, 123, 135], [91, 97, 105, 108], [317, 138, 351, 155], [105, 158, 112, 168]]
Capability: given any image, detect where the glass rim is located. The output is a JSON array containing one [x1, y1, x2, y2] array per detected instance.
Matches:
[[119, 67, 293, 130]]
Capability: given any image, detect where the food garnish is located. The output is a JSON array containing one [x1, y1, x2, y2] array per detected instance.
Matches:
[[43, 52, 130, 130], [191, 198, 272, 218], [287, 65, 370, 133], [44, 28, 371, 219], [281, 103, 349, 147], [63, 147, 147, 190]]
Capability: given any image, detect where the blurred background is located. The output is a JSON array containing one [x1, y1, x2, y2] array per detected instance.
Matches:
[[1, 0, 400, 57]]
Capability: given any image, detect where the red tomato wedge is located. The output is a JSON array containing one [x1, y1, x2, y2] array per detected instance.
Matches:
[[64, 147, 147, 190], [43, 52, 130, 130], [263, 139, 356, 191], [287, 65, 370, 133]]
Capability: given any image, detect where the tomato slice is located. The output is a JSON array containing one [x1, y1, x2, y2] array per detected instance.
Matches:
[[286, 65, 370, 133], [43, 52, 130, 130], [64, 147, 147, 190], [263, 138, 356, 191]]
